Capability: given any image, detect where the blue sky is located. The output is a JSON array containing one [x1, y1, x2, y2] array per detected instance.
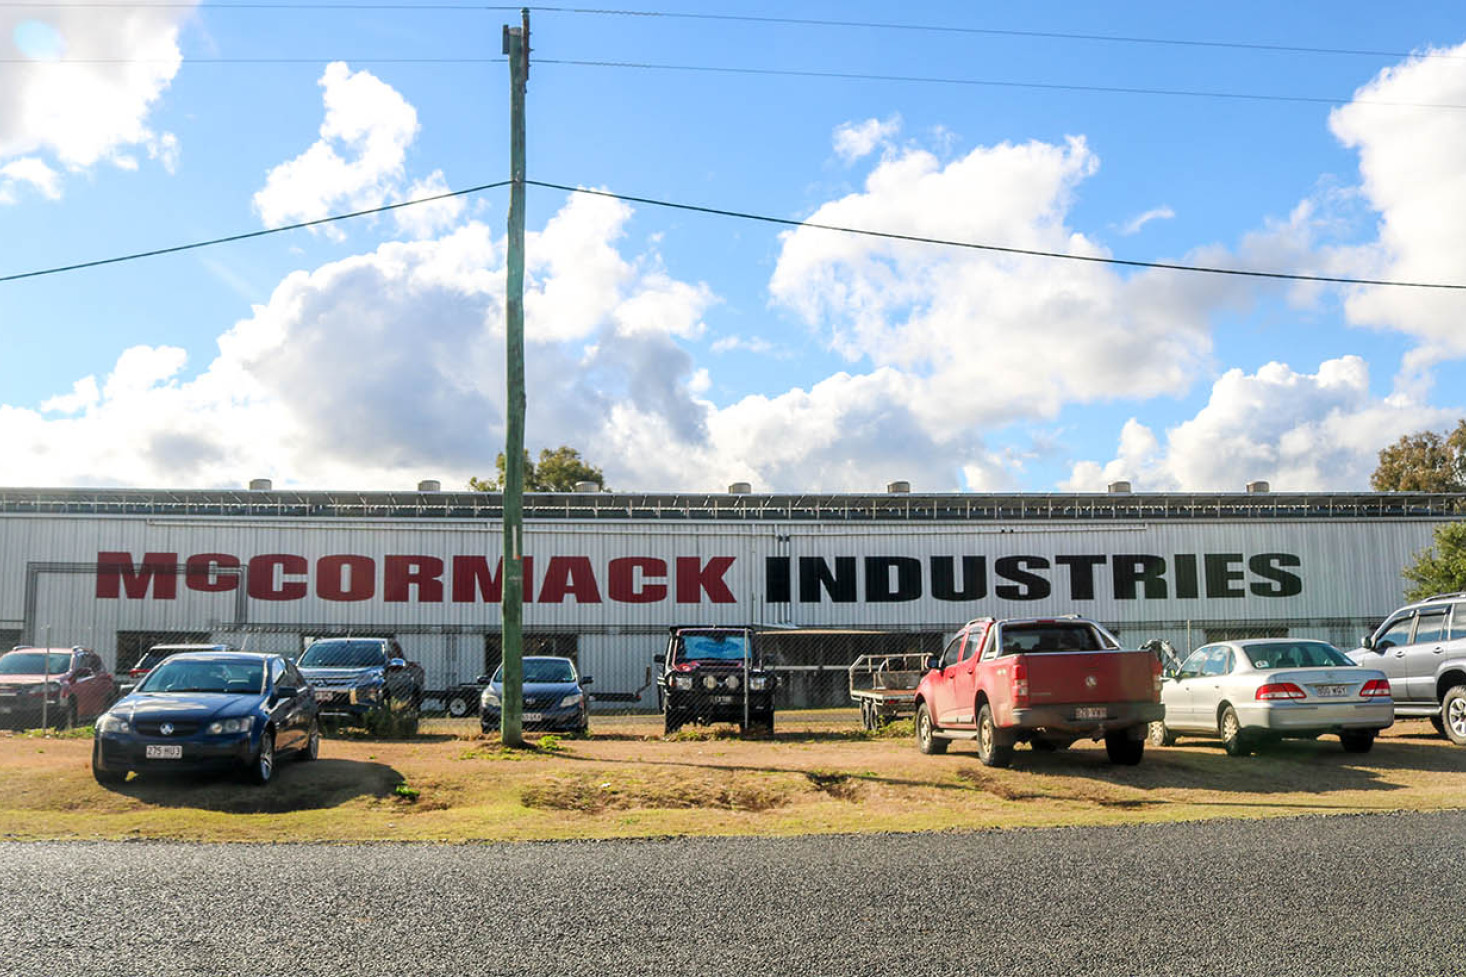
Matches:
[[3, 1, 1466, 493]]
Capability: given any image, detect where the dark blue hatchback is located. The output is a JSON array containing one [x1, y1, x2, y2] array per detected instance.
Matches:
[[92, 652, 320, 786], [479, 656, 591, 735]]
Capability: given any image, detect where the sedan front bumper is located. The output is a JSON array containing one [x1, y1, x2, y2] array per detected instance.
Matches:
[[95, 731, 255, 772]]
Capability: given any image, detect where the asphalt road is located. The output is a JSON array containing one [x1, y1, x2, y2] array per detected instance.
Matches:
[[2, 811, 1463, 976]]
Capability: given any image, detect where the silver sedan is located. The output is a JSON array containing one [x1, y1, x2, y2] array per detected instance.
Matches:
[[1148, 639, 1393, 756]]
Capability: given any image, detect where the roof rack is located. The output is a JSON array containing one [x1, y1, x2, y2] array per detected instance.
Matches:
[[1422, 592, 1466, 602]]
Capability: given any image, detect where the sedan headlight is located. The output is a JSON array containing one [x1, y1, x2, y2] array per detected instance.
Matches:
[[96, 714, 130, 734], [28, 682, 62, 697], [749, 675, 770, 691], [559, 693, 583, 708], [206, 717, 255, 735], [670, 675, 694, 691], [481, 688, 501, 706]]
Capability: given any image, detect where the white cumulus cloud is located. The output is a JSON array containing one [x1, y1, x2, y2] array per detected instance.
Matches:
[[833, 115, 901, 162]]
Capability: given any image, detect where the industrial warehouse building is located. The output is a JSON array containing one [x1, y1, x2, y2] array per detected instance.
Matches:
[[0, 484, 1459, 709]]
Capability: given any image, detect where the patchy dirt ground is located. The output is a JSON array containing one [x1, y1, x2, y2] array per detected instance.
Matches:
[[2, 712, 1464, 842]]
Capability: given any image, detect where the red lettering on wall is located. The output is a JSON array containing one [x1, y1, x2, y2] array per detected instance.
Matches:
[[676, 556, 736, 604], [538, 556, 603, 604], [96, 552, 179, 600], [608, 557, 667, 603], [317, 555, 375, 602], [385, 556, 444, 603], [247, 554, 308, 601], [451, 556, 533, 603], [185, 553, 241, 593]]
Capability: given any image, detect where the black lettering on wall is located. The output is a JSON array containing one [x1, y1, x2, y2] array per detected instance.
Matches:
[[1113, 554, 1168, 600], [1249, 553, 1303, 597], [1205, 553, 1247, 598], [1174, 554, 1199, 599], [931, 556, 986, 601], [995, 556, 1051, 601], [865, 556, 923, 602], [1056, 555, 1107, 600], [765, 557, 791, 604], [800, 556, 858, 603]]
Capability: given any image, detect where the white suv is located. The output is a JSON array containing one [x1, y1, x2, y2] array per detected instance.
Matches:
[[1352, 593, 1466, 745]]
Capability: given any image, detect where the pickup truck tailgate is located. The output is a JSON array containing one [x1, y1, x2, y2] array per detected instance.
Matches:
[[1022, 650, 1156, 704]]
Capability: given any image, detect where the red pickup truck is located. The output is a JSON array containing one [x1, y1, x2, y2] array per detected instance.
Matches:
[[913, 616, 1163, 767]]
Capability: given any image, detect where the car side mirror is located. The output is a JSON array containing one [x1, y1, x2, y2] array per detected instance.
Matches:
[[925, 657, 941, 671], [74, 667, 92, 679], [276, 685, 298, 699], [580, 676, 593, 686], [387, 657, 407, 671], [1374, 641, 1392, 653], [653, 654, 666, 665], [1360, 635, 1375, 650], [475, 674, 492, 684]]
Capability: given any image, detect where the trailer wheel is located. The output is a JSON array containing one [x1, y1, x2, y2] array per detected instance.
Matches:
[[445, 693, 474, 719]]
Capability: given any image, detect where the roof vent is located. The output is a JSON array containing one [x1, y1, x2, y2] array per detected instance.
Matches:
[[1246, 480, 1270, 494], [1107, 480, 1132, 494], [248, 478, 273, 491], [574, 480, 600, 493], [728, 481, 752, 494], [887, 480, 911, 494], [417, 479, 442, 493]]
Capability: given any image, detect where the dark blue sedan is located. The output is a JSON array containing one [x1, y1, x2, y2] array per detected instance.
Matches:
[[92, 652, 320, 787], [479, 656, 591, 735]]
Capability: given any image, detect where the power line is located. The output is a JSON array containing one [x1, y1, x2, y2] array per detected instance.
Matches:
[[535, 58, 1466, 111], [525, 180, 1466, 292], [0, 181, 508, 284]]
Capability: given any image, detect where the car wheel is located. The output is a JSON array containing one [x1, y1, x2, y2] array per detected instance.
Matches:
[[446, 694, 473, 719], [916, 702, 948, 756], [246, 729, 275, 785], [1340, 730, 1376, 754], [1220, 706, 1251, 757], [1147, 720, 1177, 747], [975, 703, 1012, 768], [663, 711, 684, 736], [1442, 685, 1466, 747], [297, 720, 320, 761], [859, 700, 874, 731], [60, 698, 78, 730], [91, 740, 126, 787], [1105, 730, 1145, 765], [758, 710, 775, 736]]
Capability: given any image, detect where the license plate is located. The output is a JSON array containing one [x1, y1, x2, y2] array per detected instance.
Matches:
[[145, 745, 183, 759], [1313, 685, 1350, 698], [714, 696, 735, 705], [314, 690, 334, 702], [1075, 707, 1107, 720], [522, 713, 543, 722]]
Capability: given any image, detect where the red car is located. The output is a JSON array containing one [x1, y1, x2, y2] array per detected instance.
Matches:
[[914, 616, 1164, 767], [0, 646, 118, 728]]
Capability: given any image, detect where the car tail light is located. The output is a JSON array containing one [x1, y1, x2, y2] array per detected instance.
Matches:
[[1360, 679, 1391, 698], [129, 667, 148, 678], [1151, 656, 1163, 700], [1012, 659, 1029, 708], [1256, 683, 1307, 701]]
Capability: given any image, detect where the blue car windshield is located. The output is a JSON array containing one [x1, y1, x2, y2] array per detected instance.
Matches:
[[139, 659, 265, 695], [679, 633, 749, 661], [491, 660, 575, 684], [0, 652, 72, 674], [299, 640, 388, 668]]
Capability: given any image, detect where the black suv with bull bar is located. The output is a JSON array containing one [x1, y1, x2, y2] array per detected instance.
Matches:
[[655, 625, 776, 735]]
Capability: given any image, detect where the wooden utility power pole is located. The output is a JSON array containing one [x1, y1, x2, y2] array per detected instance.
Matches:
[[500, 7, 529, 747]]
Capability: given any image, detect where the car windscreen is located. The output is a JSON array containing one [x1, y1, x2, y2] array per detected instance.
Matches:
[[0, 652, 72, 674], [1243, 642, 1354, 670], [1000, 624, 1113, 653], [298, 640, 388, 668], [137, 649, 187, 670], [492, 660, 576, 684], [138, 659, 265, 695], [678, 632, 749, 661]]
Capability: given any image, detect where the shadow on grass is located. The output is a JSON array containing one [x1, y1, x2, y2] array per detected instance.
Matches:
[[106, 758, 406, 813]]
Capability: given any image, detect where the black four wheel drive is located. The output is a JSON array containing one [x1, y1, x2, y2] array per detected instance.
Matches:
[[656, 626, 776, 735]]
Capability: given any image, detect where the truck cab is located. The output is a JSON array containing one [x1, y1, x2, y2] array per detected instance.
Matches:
[[655, 626, 776, 735]]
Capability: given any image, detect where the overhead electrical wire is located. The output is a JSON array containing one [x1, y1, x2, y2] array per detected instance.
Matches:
[[0, 181, 509, 284], [523, 180, 1466, 292], [4, 177, 1463, 291]]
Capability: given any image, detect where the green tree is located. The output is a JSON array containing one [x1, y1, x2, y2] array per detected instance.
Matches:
[[1403, 522, 1466, 601], [1371, 420, 1466, 492], [467, 446, 608, 492]]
